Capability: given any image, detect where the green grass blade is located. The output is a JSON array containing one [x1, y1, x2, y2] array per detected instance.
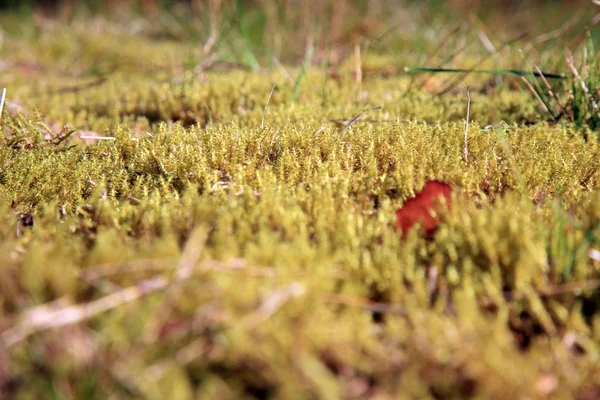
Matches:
[[564, 220, 600, 280], [404, 67, 565, 79], [293, 43, 315, 100]]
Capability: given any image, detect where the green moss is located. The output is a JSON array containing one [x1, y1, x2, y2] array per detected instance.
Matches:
[[1, 8, 600, 399]]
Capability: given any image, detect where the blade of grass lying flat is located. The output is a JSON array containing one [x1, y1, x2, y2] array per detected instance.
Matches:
[[404, 67, 565, 79], [293, 43, 315, 100]]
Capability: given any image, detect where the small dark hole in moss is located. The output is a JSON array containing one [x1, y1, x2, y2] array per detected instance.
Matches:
[[508, 311, 545, 351], [581, 292, 600, 325], [21, 213, 34, 227], [368, 287, 388, 324]]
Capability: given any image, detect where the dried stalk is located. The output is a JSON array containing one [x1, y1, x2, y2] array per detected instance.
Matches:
[[0, 88, 6, 124], [566, 52, 600, 119], [261, 83, 276, 129], [520, 76, 557, 122], [2, 228, 208, 348], [463, 86, 471, 163]]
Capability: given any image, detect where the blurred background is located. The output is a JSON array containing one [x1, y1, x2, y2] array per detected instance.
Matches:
[[1, 0, 597, 66], [1, 0, 598, 128]]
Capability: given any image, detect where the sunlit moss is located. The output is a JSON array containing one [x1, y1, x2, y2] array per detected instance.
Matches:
[[1, 11, 600, 400]]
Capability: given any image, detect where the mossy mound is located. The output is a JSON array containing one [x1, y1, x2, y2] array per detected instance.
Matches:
[[1, 9, 600, 400]]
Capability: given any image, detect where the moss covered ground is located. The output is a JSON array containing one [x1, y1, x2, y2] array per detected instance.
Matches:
[[1, 2, 600, 398]]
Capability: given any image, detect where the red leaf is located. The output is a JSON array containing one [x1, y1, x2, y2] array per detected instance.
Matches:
[[395, 181, 452, 240]]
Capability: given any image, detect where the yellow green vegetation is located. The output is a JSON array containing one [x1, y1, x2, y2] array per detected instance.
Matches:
[[1, 4, 600, 399]]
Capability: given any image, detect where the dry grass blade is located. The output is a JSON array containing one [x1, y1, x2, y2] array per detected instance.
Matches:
[[427, 264, 439, 306], [258, 129, 281, 151], [261, 83, 276, 129], [437, 32, 529, 96], [272, 56, 294, 84], [0, 88, 6, 124], [477, 29, 497, 55], [311, 122, 331, 137], [566, 52, 600, 119], [404, 25, 461, 95], [354, 44, 362, 86], [242, 283, 306, 329], [520, 76, 557, 122], [79, 135, 116, 141], [339, 106, 383, 135], [37, 77, 108, 96], [80, 259, 177, 281], [3, 228, 207, 348], [1, 276, 169, 348], [202, 14, 219, 56], [176, 227, 207, 280], [535, 65, 569, 119], [531, 7, 584, 45], [269, 129, 281, 147], [463, 86, 471, 163], [504, 279, 600, 300]]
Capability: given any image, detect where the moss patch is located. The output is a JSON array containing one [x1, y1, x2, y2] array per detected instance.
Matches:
[[1, 7, 600, 399]]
